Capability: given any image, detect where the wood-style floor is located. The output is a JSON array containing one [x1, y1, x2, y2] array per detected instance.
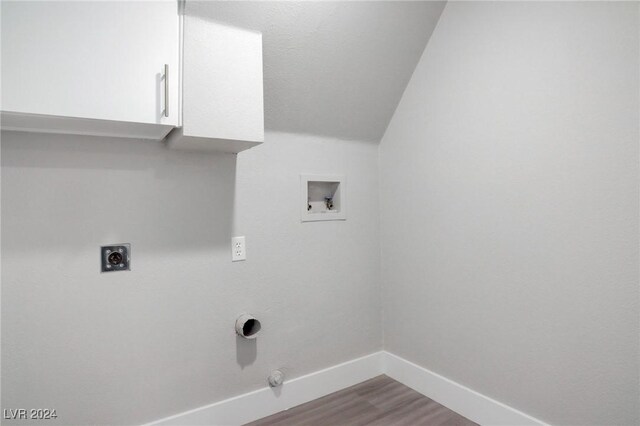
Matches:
[[245, 375, 478, 426]]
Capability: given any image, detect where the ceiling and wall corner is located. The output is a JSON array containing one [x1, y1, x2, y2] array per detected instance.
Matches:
[[185, 1, 446, 143]]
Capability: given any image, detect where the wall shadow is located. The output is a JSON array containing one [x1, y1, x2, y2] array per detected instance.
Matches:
[[235, 336, 257, 370], [1, 130, 237, 252]]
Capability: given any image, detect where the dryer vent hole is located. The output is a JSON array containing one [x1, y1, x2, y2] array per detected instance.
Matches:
[[243, 319, 261, 337]]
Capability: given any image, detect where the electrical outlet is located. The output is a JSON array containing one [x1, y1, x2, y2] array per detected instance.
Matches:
[[232, 236, 246, 262], [100, 244, 131, 272]]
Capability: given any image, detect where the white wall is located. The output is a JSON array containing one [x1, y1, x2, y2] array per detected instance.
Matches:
[[0, 130, 381, 425], [186, 1, 446, 143], [380, 2, 639, 425]]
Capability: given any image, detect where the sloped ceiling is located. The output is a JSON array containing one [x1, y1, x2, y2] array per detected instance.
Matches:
[[186, 1, 446, 142]]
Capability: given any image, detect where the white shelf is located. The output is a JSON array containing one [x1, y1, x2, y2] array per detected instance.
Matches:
[[0, 111, 174, 141]]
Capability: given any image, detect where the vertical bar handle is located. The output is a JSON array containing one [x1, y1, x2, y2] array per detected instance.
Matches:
[[163, 64, 169, 117]]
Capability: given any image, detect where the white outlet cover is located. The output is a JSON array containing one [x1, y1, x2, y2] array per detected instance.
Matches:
[[232, 236, 246, 261]]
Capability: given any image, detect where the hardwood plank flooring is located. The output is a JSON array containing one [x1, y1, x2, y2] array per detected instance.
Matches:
[[245, 375, 477, 426]]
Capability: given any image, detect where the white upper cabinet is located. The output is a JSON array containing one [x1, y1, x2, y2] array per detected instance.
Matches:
[[1, 2, 265, 151], [1, 1, 180, 140], [166, 17, 264, 153]]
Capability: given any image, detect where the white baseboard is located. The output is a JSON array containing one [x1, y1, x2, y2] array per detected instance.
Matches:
[[145, 352, 385, 426], [383, 352, 548, 426], [146, 351, 548, 426]]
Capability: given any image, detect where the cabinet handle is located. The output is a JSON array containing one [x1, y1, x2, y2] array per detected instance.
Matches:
[[163, 64, 169, 117]]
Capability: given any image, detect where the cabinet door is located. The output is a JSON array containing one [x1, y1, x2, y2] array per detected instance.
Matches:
[[1, 1, 180, 126], [183, 16, 264, 142]]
